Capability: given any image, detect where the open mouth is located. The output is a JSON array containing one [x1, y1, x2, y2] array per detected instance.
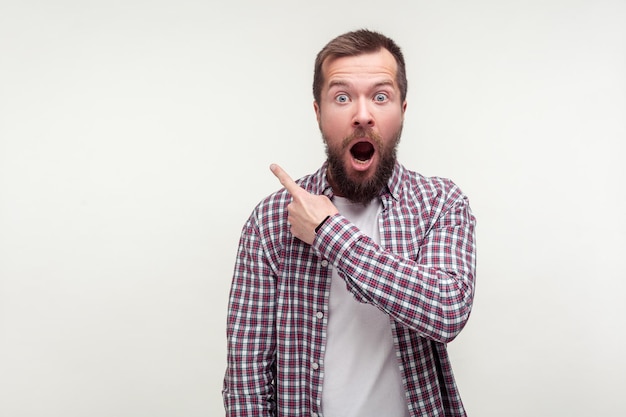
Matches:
[[350, 141, 375, 162]]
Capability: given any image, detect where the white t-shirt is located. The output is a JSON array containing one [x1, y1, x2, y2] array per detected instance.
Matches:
[[321, 197, 409, 417]]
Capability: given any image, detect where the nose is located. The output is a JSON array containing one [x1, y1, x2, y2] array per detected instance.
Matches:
[[352, 99, 374, 127]]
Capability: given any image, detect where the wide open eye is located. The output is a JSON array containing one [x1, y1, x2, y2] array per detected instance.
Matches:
[[335, 94, 349, 103], [374, 93, 388, 102]]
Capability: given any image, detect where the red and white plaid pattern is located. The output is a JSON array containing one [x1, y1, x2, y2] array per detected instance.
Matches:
[[223, 162, 476, 417]]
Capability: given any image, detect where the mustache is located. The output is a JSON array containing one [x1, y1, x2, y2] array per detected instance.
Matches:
[[342, 127, 383, 149]]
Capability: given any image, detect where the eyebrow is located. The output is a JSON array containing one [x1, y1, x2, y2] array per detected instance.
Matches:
[[327, 79, 395, 90], [327, 80, 350, 90]]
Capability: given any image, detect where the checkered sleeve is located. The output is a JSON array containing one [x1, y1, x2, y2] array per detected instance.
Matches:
[[314, 180, 476, 344], [223, 211, 277, 417]]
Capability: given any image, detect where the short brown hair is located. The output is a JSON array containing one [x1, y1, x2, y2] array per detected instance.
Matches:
[[313, 29, 408, 105]]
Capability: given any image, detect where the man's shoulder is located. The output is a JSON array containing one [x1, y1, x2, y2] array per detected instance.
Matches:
[[397, 164, 460, 193], [395, 164, 467, 207]]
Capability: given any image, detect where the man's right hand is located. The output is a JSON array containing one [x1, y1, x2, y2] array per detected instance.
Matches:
[[270, 163, 338, 245]]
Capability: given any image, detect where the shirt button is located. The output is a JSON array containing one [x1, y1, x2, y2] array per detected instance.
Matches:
[[312, 413, 318, 417], [312, 362, 319, 370], [315, 311, 324, 319], [321, 260, 329, 267]]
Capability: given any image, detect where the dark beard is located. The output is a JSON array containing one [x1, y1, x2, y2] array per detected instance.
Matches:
[[324, 127, 401, 205]]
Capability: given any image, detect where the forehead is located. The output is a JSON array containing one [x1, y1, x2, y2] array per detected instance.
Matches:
[[321, 48, 399, 89]]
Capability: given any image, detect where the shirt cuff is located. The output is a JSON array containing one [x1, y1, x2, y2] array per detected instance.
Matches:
[[313, 214, 363, 265]]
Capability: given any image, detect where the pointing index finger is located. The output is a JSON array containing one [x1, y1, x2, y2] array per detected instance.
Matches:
[[270, 163, 304, 197]]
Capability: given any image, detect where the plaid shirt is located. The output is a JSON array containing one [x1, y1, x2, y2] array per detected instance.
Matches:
[[223, 162, 476, 417]]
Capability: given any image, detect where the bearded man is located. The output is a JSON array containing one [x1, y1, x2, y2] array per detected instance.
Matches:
[[223, 29, 477, 417]]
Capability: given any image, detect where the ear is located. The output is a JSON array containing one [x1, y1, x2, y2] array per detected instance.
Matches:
[[402, 100, 407, 114], [313, 100, 321, 124]]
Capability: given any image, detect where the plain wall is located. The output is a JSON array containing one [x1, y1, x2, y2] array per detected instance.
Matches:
[[1, 1, 625, 416]]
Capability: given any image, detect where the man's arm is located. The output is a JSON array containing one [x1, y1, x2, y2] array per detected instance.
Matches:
[[270, 163, 476, 344], [223, 216, 276, 417], [315, 189, 475, 344]]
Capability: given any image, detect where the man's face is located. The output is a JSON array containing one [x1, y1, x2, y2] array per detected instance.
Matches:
[[314, 48, 407, 203]]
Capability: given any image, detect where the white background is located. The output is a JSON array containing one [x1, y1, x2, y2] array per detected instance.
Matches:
[[1, 1, 625, 416]]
